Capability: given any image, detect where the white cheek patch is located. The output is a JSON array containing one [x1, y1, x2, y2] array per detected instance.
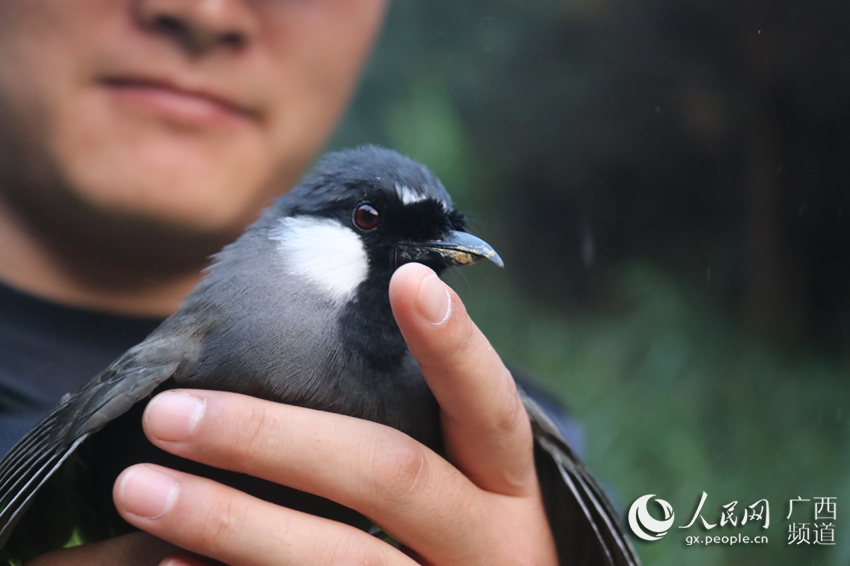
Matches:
[[270, 216, 369, 304]]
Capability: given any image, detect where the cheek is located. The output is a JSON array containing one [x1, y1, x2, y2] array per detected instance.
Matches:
[[261, 0, 388, 181], [0, 2, 96, 196]]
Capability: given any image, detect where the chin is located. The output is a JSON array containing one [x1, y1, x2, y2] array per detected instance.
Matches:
[[88, 173, 268, 234], [40, 93, 282, 234], [56, 140, 286, 239]]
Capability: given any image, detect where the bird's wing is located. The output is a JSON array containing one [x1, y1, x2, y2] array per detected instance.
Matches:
[[520, 389, 641, 566], [0, 336, 185, 548]]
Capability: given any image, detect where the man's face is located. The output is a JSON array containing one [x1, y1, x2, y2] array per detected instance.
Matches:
[[0, 0, 387, 240]]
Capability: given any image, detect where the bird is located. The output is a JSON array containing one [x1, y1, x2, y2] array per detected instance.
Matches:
[[0, 146, 638, 566]]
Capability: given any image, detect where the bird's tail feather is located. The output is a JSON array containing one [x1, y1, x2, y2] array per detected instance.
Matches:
[[0, 394, 95, 549], [0, 435, 88, 548], [520, 389, 640, 566], [0, 413, 61, 482]]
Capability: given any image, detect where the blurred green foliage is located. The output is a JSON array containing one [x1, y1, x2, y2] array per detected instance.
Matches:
[[457, 261, 849, 566], [331, 1, 850, 564]]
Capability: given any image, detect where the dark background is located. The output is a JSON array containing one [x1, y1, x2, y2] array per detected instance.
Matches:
[[331, 2, 849, 564]]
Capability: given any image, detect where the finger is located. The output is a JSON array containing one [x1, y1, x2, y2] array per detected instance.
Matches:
[[113, 464, 416, 566], [140, 390, 487, 558], [388, 262, 536, 496]]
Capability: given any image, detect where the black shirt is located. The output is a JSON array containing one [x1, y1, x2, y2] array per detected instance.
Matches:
[[0, 283, 161, 456]]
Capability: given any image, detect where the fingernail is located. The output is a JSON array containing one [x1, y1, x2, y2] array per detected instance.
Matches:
[[145, 392, 206, 442], [160, 555, 211, 566], [417, 274, 452, 325], [117, 466, 178, 519]]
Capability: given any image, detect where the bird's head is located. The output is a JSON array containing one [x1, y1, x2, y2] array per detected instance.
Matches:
[[265, 146, 502, 306]]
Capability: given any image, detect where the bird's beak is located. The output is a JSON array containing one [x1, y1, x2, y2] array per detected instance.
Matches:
[[396, 230, 504, 269]]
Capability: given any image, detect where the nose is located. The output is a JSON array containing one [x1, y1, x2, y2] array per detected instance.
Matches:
[[134, 0, 259, 53]]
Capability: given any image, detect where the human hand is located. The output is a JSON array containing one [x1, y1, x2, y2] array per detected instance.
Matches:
[[23, 532, 178, 566], [103, 262, 557, 565]]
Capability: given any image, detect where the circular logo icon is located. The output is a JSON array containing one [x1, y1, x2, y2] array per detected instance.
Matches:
[[628, 494, 675, 541]]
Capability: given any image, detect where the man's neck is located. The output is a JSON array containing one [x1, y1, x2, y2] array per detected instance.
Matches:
[[0, 198, 211, 317]]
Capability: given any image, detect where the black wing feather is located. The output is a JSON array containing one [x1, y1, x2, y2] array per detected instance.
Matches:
[[520, 388, 641, 566], [0, 435, 88, 545], [0, 336, 185, 549]]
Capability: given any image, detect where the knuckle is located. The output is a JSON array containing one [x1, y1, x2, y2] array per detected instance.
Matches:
[[492, 382, 527, 436], [319, 535, 390, 566], [232, 402, 278, 459], [195, 495, 248, 554], [370, 435, 429, 506]]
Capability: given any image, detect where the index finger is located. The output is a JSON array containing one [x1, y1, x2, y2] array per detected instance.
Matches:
[[388, 262, 537, 496]]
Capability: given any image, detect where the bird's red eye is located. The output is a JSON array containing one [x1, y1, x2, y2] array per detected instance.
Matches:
[[353, 203, 381, 230]]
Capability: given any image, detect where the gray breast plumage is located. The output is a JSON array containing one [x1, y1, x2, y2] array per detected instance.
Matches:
[[169, 214, 440, 449]]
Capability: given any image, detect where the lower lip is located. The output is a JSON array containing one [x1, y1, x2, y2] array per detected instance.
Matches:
[[101, 81, 250, 128]]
